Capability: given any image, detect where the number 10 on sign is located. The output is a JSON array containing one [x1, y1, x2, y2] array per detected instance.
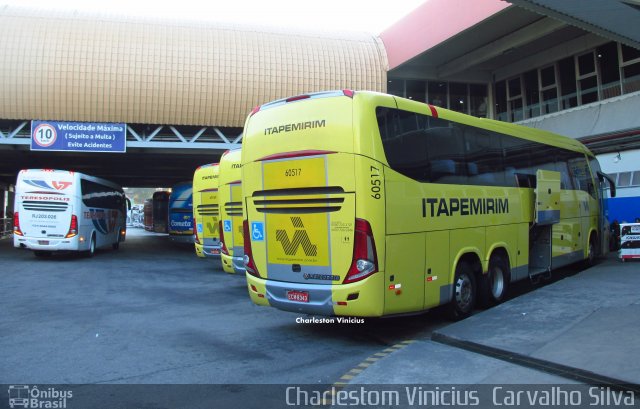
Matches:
[[33, 124, 57, 147]]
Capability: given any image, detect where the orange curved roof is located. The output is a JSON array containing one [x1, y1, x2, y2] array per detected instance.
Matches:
[[0, 6, 388, 127]]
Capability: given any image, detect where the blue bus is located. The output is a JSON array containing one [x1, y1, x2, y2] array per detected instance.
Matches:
[[168, 182, 194, 243]]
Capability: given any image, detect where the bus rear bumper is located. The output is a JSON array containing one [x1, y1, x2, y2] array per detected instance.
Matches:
[[14, 235, 80, 251], [222, 253, 245, 274], [195, 242, 221, 258], [246, 273, 384, 317]]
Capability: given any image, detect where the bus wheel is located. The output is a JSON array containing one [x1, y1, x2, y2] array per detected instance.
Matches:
[[479, 254, 510, 307], [585, 235, 597, 267], [112, 230, 121, 250], [87, 234, 96, 257], [448, 261, 476, 320]]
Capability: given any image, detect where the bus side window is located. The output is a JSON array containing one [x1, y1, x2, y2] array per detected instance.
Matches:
[[568, 156, 595, 198], [555, 160, 573, 190], [463, 127, 505, 186], [426, 125, 466, 184], [515, 173, 536, 188]]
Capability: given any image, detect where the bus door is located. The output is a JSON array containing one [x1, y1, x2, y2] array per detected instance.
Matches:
[[597, 171, 616, 255], [529, 169, 560, 275]]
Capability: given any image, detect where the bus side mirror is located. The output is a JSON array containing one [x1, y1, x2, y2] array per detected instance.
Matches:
[[598, 171, 616, 198]]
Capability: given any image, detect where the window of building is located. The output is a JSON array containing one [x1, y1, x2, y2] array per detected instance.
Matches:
[[539, 65, 558, 115], [428, 81, 448, 108], [469, 84, 488, 117], [523, 70, 540, 118], [493, 41, 640, 124], [507, 77, 524, 122], [449, 82, 468, 113], [618, 171, 632, 187], [632, 171, 640, 186], [558, 57, 578, 109], [597, 42, 621, 98], [387, 78, 489, 117], [577, 51, 599, 104], [387, 79, 404, 97], [406, 80, 426, 102], [495, 80, 508, 121], [620, 44, 640, 94]]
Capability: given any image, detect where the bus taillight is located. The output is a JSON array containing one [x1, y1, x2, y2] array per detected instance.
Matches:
[[343, 218, 378, 284], [13, 212, 23, 236], [249, 105, 261, 117], [243, 220, 260, 277], [219, 220, 229, 255], [285, 94, 310, 103], [342, 89, 355, 98], [65, 214, 78, 238], [193, 216, 200, 244]]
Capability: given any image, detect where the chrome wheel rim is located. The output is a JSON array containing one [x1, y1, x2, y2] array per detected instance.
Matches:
[[455, 273, 473, 311], [491, 266, 505, 299]]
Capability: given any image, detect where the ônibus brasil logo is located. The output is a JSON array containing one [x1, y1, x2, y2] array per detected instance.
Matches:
[[23, 180, 72, 191], [8, 385, 73, 408]]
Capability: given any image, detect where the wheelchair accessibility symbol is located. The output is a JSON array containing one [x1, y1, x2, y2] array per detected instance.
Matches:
[[251, 222, 264, 241], [223, 220, 232, 232]]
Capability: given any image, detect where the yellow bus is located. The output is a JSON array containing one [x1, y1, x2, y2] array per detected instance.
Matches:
[[192, 163, 221, 258], [241, 90, 615, 319], [219, 148, 245, 273]]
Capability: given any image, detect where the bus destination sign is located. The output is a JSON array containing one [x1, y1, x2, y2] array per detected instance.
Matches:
[[30, 120, 126, 153]]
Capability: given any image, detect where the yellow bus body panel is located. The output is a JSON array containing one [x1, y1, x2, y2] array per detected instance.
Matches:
[[192, 163, 220, 258], [219, 149, 245, 273]]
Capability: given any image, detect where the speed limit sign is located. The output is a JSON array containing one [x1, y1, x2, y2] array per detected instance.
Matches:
[[33, 123, 57, 147]]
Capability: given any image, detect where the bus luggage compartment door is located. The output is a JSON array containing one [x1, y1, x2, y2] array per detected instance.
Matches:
[[535, 169, 561, 225]]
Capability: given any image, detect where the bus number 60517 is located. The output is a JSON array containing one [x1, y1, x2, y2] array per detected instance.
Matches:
[[370, 165, 381, 199]]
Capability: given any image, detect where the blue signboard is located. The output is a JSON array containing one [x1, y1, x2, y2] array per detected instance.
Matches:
[[31, 120, 126, 153]]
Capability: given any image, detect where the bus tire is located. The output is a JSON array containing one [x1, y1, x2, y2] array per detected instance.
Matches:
[[447, 260, 476, 321], [34, 250, 52, 258], [479, 253, 510, 307], [585, 234, 597, 268], [112, 230, 121, 250], [87, 234, 96, 257]]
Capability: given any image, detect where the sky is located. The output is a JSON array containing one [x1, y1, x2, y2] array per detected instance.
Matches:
[[1, 0, 426, 34]]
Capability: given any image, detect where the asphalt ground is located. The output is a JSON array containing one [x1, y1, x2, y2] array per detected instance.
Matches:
[[3, 230, 632, 408]]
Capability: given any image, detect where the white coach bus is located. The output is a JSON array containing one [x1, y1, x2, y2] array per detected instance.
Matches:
[[13, 169, 127, 257]]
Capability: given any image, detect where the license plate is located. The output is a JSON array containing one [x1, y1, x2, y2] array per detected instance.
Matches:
[[38, 240, 49, 245], [286, 290, 309, 303]]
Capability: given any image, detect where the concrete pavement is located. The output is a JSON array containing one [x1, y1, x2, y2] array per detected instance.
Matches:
[[352, 253, 640, 392]]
